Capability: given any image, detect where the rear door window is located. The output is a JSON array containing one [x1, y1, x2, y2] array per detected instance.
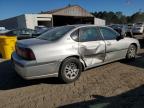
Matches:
[[79, 27, 102, 42]]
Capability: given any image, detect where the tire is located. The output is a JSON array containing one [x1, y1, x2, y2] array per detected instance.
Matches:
[[59, 57, 82, 83], [126, 44, 137, 60]]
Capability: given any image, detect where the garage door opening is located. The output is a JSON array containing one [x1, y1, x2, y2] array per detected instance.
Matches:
[[0, 53, 2, 58], [53, 15, 94, 26], [38, 21, 52, 27]]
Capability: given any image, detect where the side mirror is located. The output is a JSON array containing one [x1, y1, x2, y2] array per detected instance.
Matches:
[[116, 34, 124, 41]]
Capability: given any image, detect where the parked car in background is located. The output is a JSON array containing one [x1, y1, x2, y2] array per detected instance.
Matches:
[[0, 27, 6, 31], [109, 24, 133, 37], [126, 24, 134, 37], [132, 22, 144, 34], [32, 27, 54, 38], [0, 28, 36, 40], [12, 25, 140, 83], [127, 24, 134, 30], [109, 24, 127, 36], [35, 26, 49, 33], [0, 27, 9, 34], [0, 30, 10, 34]]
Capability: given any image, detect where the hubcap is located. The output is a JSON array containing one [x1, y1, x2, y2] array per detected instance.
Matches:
[[128, 47, 136, 58], [64, 63, 79, 80]]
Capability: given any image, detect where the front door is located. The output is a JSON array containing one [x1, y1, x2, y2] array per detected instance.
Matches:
[[100, 27, 128, 62], [78, 27, 106, 67]]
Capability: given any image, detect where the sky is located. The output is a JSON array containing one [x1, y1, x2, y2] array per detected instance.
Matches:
[[0, 0, 144, 20]]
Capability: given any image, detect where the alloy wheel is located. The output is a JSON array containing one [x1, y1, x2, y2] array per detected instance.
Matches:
[[64, 63, 79, 80]]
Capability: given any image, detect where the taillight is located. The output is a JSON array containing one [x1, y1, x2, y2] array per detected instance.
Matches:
[[23, 49, 36, 60], [16, 47, 35, 60]]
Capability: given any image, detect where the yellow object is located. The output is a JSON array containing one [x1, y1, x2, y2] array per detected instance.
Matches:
[[0, 36, 17, 59]]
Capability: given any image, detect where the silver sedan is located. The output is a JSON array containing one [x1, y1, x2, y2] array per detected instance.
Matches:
[[12, 25, 140, 83]]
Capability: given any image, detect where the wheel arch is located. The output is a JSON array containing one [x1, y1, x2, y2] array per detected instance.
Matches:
[[59, 55, 86, 72], [125, 43, 138, 59], [131, 43, 138, 51]]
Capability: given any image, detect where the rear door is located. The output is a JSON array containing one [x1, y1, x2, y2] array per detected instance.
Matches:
[[100, 27, 128, 62], [78, 26, 106, 67]]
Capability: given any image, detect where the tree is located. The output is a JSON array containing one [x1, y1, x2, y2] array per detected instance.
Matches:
[[92, 11, 127, 24], [92, 11, 144, 24], [130, 12, 144, 23]]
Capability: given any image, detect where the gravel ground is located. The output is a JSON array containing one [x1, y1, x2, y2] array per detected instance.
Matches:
[[0, 35, 144, 108]]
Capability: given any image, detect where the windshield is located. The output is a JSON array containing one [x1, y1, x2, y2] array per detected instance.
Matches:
[[37, 26, 75, 41]]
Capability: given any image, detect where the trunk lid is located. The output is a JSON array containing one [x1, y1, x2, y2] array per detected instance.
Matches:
[[16, 38, 50, 48]]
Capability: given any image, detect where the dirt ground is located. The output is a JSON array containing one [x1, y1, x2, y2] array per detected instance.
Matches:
[[0, 35, 144, 108]]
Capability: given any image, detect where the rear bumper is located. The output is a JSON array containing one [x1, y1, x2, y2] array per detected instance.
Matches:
[[12, 52, 60, 80]]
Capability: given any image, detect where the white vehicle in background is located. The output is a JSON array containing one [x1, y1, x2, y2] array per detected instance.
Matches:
[[132, 22, 144, 34], [0, 27, 6, 31], [0, 27, 9, 35]]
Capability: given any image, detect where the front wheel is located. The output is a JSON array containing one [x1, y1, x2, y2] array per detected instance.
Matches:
[[126, 44, 137, 60], [59, 57, 82, 83]]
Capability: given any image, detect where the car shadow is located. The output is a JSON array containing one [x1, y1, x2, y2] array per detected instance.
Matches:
[[139, 39, 144, 49], [0, 60, 63, 90], [59, 85, 144, 108], [120, 52, 144, 69], [119, 38, 144, 69]]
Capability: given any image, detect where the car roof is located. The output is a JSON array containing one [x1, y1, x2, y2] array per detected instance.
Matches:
[[61, 24, 106, 28]]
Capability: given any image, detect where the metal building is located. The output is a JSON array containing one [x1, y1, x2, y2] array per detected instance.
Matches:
[[42, 5, 105, 26], [0, 14, 52, 30], [0, 5, 105, 30]]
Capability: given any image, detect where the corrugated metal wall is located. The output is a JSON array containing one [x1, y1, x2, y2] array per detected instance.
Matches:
[[48, 5, 94, 17], [94, 18, 106, 26]]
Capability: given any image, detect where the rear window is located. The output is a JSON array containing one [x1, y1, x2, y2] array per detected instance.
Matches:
[[37, 26, 75, 41]]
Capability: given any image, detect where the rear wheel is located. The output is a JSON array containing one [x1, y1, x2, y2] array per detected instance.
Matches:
[[126, 44, 137, 60], [59, 57, 82, 83]]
